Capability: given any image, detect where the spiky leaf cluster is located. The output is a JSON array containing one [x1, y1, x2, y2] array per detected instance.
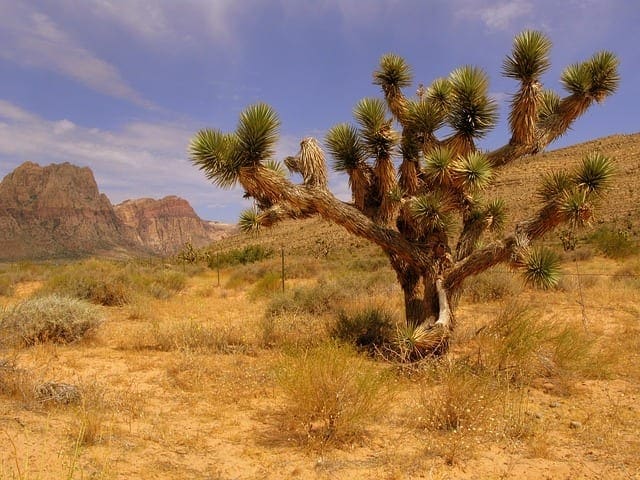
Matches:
[[189, 103, 280, 189], [447, 66, 498, 138], [238, 208, 261, 234], [423, 147, 455, 186], [561, 51, 620, 101], [453, 152, 493, 192], [409, 193, 454, 234], [326, 123, 366, 172], [574, 152, 614, 194], [354, 98, 397, 158], [520, 247, 561, 289], [502, 30, 552, 81], [373, 53, 413, 92]]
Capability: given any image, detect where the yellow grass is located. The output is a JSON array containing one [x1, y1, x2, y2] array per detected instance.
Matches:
[[0, 238, 639, 479]]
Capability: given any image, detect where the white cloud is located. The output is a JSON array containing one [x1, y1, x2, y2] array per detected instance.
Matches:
[[0, 1, 154, 108], [455, 0, 533, 31], [63, 0, 241, 50]]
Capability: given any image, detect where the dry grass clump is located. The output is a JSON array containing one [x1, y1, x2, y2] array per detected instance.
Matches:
[[461, 268, 521, 303], [0, 294, 103, 347], [275, 342, 393, 445], [258, 311, 327, 349], [125, 319, 251, 354], [473, 303, 601, 384], [40, 259, 187, 306], [0, 359, 35, 403]]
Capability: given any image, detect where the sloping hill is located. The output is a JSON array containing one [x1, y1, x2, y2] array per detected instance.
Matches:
[[493, 133, 640, 233], [210, 132, 640, 255]]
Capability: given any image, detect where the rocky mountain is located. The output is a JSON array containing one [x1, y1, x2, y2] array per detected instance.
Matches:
[[114, 196, 235, 256], [0, 162, 234, 260]]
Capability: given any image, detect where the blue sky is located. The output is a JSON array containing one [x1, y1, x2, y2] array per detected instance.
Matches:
[[0, 0, 638, 222]]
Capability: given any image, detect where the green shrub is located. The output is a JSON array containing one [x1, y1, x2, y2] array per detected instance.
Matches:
[[588, 227, 638, 259], [42, 260, 132, 306], [331, 307, 394, 351], [0, 295, 103, 346], [275, 343, 392, 444], [209, 245, 274, 268]]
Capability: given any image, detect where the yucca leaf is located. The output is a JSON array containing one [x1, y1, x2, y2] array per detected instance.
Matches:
[[425, 78, 452, 112], [354, 98, 397, 157], [537, 170, 573, 201], [373, 53, 413, 91], [537, 89, 561, 123], [502, 30, 552, 81], [485, 199, 506, 232], [409, 193, 453, 233], [326, 123, 366, 172], [406, 99, 445, 135], [521, 247, 561, 289], [423, 147, 455, 186], [453, 152, 493, 192], [587, 51, 620, 102], [238, 208, 261, 234], [447, 66, 498, 138], [189, 129, 241, 188], [574, 152, 614, 194], [561, 62, 592, 96], [235, 103, 280, 166], [354, 98, 388, 132], [264, 159, 287, 177], [559, 190, 592, 227]]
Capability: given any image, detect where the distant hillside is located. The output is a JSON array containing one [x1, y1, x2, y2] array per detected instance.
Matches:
[[493, 133, 640, 234], [210, 132, 640, 255], [0, 162, 234, 260]]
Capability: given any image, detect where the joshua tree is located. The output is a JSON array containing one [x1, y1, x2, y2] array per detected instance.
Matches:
[[190, 31, 618, 356]]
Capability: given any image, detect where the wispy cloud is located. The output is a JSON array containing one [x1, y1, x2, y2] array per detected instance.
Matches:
[[455, 0, 533, 31], [0, 1, 154, 108]]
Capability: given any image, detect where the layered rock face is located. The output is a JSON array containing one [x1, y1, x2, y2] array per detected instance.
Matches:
[[0, 162, 234, 260], [0, 162, 131, 259], [114, 196, 235, 256]]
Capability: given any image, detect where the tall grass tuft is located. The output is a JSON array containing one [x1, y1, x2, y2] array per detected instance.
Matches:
[[275, 342, 392, 444], [0, 295, 103, 346]]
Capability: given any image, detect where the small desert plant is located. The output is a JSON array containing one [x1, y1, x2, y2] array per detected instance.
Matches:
[[0, 295, 103, 346], [588, 226, 638, 259], [418, 361, 498, 432], [275, 342, 392, 444], [42, 259, 132, 306], [331, 306, 394, 351]]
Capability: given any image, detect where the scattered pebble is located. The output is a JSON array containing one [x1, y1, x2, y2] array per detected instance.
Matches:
[[549, 401, 560, 408], [569, 421, 583, 429]]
